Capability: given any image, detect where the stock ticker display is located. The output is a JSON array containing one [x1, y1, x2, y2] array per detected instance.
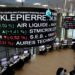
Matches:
[[0, 7, 57, 47], [63, 16, 75, 29]]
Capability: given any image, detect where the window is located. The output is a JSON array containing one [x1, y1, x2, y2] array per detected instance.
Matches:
[[73, 30, 75, 39], [67, 29, 73, 38], [67, 29, 75, 39]]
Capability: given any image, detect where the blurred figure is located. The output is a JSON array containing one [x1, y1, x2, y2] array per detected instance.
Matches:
[[69, 66, 75, 75], [56, 67, 67, 75], [72, 43, 75, 51]]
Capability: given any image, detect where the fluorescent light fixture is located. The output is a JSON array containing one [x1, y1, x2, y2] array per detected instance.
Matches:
[[55, 7, 61, 10], [0, 5, 6, 7], [16, 0, 25, 2], [33, 3, 41, 5], [69, 13, 74, 16], [42, 5, 48, 7]]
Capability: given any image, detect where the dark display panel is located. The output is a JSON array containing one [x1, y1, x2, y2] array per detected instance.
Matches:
[[0, 7, 57, 47], [63, 16, 75, 29]]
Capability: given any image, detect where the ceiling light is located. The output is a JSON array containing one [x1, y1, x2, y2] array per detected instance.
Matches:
[[42, 5, 48, 7], [69, 13, 74, 16], [16, 0, 25, 2], [16, 0, 22, 2], [0, 5, 6, 7], [55, 7, 61, 10], [33, 3, 41, 5]]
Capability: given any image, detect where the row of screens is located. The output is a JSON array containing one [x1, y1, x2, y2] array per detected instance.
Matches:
[[0, 50, 29, 67]]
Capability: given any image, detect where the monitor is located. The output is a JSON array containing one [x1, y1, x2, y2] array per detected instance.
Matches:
[[13, 55, 18, 60], [24, 50, 28, 54]]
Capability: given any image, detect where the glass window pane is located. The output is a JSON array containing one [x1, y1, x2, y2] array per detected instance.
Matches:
[[67, 29, 73, 38], [73, 29, 75, 39]]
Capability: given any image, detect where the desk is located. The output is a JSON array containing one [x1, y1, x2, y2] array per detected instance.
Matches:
[[39, 49, 47, 55], [53, 43, 60, 50], [9, 57, 19, 66], [61, 43, 68, 49], [20, 53, 31, 63], [13, 54, 30, 70], [19, 53, 29, 60], [1, 66, 15, 75], [0, 67, 7, 74], [0, 53, 31, 74], [46, 46, 51, 51]]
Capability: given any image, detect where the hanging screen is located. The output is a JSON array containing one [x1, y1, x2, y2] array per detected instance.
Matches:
[[63, 16, 75, 29], [0, 7, 57, 47]]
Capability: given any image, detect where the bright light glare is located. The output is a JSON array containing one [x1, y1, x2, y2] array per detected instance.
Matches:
[[42, 5, 48, 7], [0, 5, 6, 7], [16, 0, 25, 2], [33, 3, 41, 5]]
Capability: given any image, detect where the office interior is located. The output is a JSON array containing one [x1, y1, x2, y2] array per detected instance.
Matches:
[[0, 0, 75, 75]]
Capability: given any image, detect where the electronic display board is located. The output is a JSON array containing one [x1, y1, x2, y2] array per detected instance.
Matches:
[[0, 7, 57, 47], [63, 16, 75, 29]]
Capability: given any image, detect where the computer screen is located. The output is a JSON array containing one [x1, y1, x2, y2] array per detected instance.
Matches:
[[1, 58, 8, 66], [24, 51, 28, 54], [13, 55, 18, 60]]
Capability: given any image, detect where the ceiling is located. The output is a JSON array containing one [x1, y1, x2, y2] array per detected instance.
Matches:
[[0, 0, 75, 13]]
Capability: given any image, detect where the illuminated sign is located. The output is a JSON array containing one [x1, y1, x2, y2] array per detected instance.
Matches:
[[46, 9, 52, 17], [63, 16, 75, 29], [0, 7, 57, 47]]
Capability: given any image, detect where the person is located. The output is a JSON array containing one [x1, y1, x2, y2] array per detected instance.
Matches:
[[69, 66, 75, 75], [64, 69, 69, 75], [72, 43, 75, 51], [56, 67, 67, 75]]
